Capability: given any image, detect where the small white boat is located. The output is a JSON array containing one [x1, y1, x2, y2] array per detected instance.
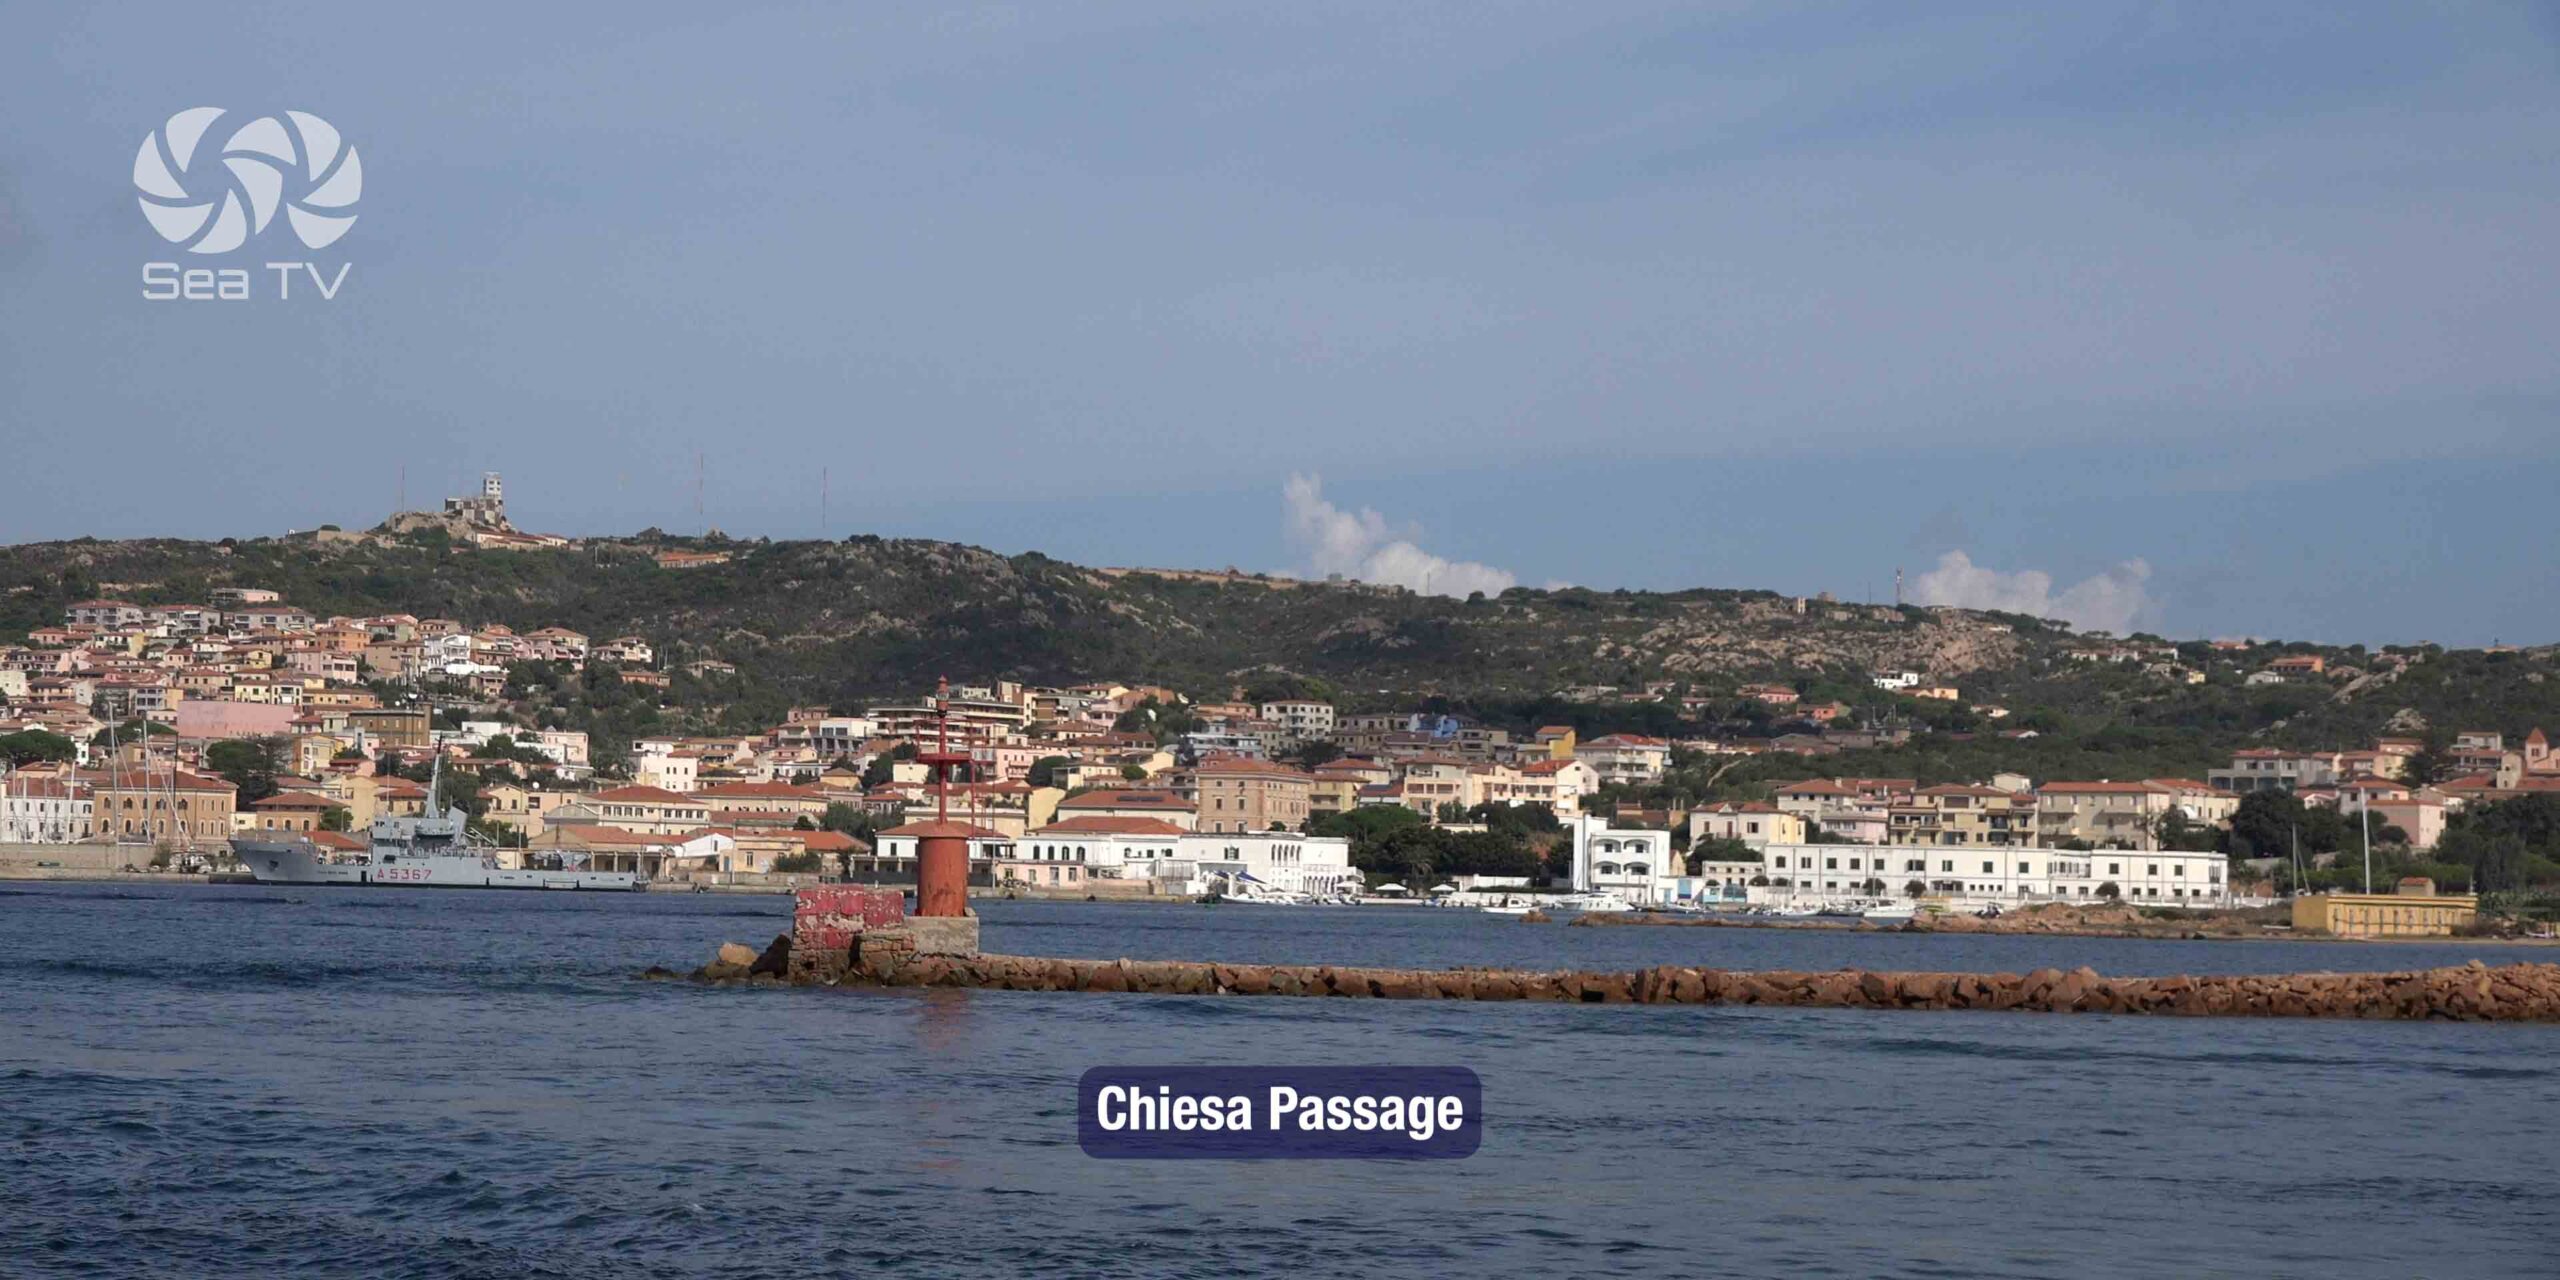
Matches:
[[1553, 891, 1634, 913], [1861, 904, 1916, 923], [1480, 903, 1535, 916]]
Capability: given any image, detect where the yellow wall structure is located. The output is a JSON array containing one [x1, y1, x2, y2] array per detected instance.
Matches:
[[2293, 892, 2477, 938]]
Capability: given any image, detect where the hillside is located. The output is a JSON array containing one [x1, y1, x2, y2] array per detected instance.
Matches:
[[4, 531, 2555, 768]]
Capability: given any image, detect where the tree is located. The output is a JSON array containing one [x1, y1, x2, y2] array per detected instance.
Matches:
[[1903, 879, 1927, 897], [794, 814, 818, 831], [320, 806, 353, 832], [205, 737, 287, 805], [1120, 764, 1147, 781], [860, 750, 904, 789], [2097, 881, 2121, 899], [0, 729, 76, 766], [2401, 730, 2453, 788], [434, 768, 485, 818], [2150, 808, 2221, 853], [820, 801, 873, 840], [2225, 789, 2309, 860], [772, 852, 823, 874], [1684, 836, 1756, 875], [1310, 805, 1431, 871], [1286, 740, 1343, 770], [1468, 801, 1561, 838]]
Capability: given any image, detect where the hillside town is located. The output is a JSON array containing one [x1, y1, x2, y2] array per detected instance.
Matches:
[[7, 574, 2560, 918]]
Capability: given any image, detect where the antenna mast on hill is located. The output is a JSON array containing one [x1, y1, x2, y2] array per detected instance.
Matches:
[[1895, 566, 1904, 607], [695, 453, 706, 533]]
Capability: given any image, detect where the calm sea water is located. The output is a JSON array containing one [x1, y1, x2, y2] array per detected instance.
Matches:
[[4, 883, 2555, 1279]]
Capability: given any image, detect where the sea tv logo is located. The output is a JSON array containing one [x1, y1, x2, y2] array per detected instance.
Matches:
[[134, 107, 359, 301]]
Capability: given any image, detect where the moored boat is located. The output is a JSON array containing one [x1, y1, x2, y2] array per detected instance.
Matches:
[[228, 758, 641, 891]]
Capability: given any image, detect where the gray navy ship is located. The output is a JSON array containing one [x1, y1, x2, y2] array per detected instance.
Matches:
[[228, 759, 642, 891]]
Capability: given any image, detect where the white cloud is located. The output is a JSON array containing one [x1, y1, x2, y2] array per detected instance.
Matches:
[[1911, 550, 2157, 634], [1281, 473, 1516, 598]]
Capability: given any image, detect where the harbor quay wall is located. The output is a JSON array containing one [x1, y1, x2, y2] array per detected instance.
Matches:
[[792, 949, 2560, 1022], [0, 843, 145, 873]]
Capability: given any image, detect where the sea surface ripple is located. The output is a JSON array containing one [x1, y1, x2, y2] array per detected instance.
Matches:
[[2, 884, 2554, 1278]]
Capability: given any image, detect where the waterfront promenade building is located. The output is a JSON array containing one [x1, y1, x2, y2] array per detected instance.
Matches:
[[1763, 842, 2229, 904], [1164, 831, 1354, 898]]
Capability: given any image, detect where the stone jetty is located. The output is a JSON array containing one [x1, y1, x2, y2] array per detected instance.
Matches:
[[648, 886, 2560, 1021]]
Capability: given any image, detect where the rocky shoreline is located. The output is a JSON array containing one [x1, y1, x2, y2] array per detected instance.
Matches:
[[655, 934, 2560, 1022]]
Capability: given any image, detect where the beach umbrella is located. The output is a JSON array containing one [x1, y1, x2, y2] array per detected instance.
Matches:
[[1429, 883, 1459, 894], [1374, 882, 1409, 893]]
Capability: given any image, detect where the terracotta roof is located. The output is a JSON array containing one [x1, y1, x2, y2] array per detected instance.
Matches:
[[543, 824, 677, 848], [1058, 789, 1192, 810], [78, 769, 235, 794], [879, 820, 1006, 839], [1035, 815, 1187, 837], [1191, 754, 1311, 778], [696, 782, 826, 800], [591, 785, 699, 805], [252, 790, 336, 809], [1779, 779, 1851, 795]]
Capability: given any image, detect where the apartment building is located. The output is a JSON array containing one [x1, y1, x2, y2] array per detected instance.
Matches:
[[1573, 733, 1670, 786], [1257, 700, 1336, 743], [1191, 755, 1313, 834], [1888, 785, 2037, 847]]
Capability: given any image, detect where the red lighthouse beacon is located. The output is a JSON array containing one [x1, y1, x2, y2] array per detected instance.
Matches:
[[909, 676, 976, 918]]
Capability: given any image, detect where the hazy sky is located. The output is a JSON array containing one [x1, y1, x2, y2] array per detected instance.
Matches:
[[3, 3, 2556, 645]]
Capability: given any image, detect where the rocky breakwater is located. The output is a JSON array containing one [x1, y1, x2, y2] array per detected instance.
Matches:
[[644, 889, 2560, 1020], [826, 955, 2560, 1020], [654, 949, 2560, 1024]]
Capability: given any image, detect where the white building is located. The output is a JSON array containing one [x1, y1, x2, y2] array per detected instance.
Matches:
[[1258, 700, 1337, 743], [531, 729, 591, 773], [1872, 671, 1922, 690], [1569, 815, 1676, 904], [1168, 831, 1355, 898], [1018, 815, 1185, 880], [1179, 723, 1273, 761], [1573, 734, 1671, 787], [810, 717, 876, 759], [1759, 841, 2228, 904], [630, 740, 698, 793], [0, 775, 92, 843]]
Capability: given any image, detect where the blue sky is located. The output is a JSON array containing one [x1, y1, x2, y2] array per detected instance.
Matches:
[[1, 2, 2555, 645]]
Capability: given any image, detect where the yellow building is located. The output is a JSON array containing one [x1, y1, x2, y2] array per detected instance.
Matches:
[[1889, 785, 2037, 847], [2292, 880, 2477, 938]]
